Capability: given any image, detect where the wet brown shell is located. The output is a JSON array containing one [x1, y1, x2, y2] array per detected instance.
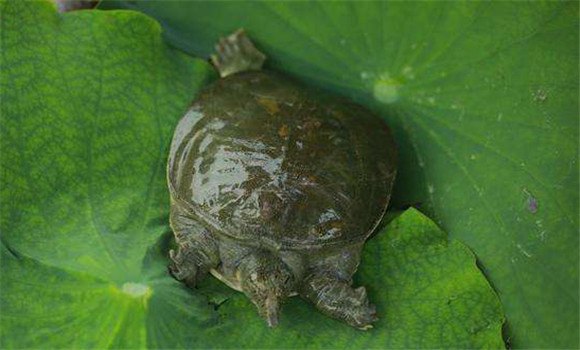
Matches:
[[168, 70, 397, 250]]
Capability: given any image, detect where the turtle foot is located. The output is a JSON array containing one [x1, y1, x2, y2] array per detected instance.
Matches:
[[343, 286, 379, 330], [168, 248, 199, 288], [300, 275, 378, 330], [210, 29, 266, 78]]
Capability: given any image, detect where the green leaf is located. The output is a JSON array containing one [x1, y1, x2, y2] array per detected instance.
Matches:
[[97, 1, 580, 348], [2, 207, 505, 348], [0, 0, 211, 347], [0, 0, 213, 282], [0, 4, 504, 346], [186, 208, 505, 349]]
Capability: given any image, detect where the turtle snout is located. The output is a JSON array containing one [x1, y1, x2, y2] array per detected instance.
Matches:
[[265, 296, 280, 328]]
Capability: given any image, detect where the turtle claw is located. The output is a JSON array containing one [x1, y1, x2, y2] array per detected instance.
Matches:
[[169, 248, 177, 260], [349, 287, 378, 329], [349, 302, 378, 330], [354, 286, 367, 301]]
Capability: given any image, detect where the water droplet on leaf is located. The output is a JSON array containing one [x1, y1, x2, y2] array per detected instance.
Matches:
[[373, 74, 400, 104], [121, 282, 151, 298]]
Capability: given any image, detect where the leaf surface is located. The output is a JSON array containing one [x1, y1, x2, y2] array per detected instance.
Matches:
[[0, 0, 503, 348], [97, 1, 580, 348]]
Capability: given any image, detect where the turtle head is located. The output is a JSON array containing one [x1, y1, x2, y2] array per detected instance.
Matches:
[[240, 251, 295, 328]]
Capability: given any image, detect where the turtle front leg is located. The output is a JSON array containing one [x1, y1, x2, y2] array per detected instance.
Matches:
[[299, 274, 377, 330], [169, 203, 219, 288], [168, 235, 218, 289], [299, 244, 377, 329]]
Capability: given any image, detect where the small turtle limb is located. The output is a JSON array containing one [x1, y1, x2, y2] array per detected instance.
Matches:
[[299, 274, 377, 330], [169, 202, 219, 288], [236, 250, 295, 328], [168, 235, 218, 288], [299, 244, 376, 329], [210, 29, 266, 78]]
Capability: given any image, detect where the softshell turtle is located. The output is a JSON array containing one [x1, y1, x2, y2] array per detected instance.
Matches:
[[167, 30, 397, 329]]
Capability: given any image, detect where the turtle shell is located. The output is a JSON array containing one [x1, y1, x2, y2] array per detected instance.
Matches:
[[168, 71, 397, 250]]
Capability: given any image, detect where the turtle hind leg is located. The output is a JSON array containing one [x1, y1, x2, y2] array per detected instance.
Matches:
[[210, 29, 266, 78]]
